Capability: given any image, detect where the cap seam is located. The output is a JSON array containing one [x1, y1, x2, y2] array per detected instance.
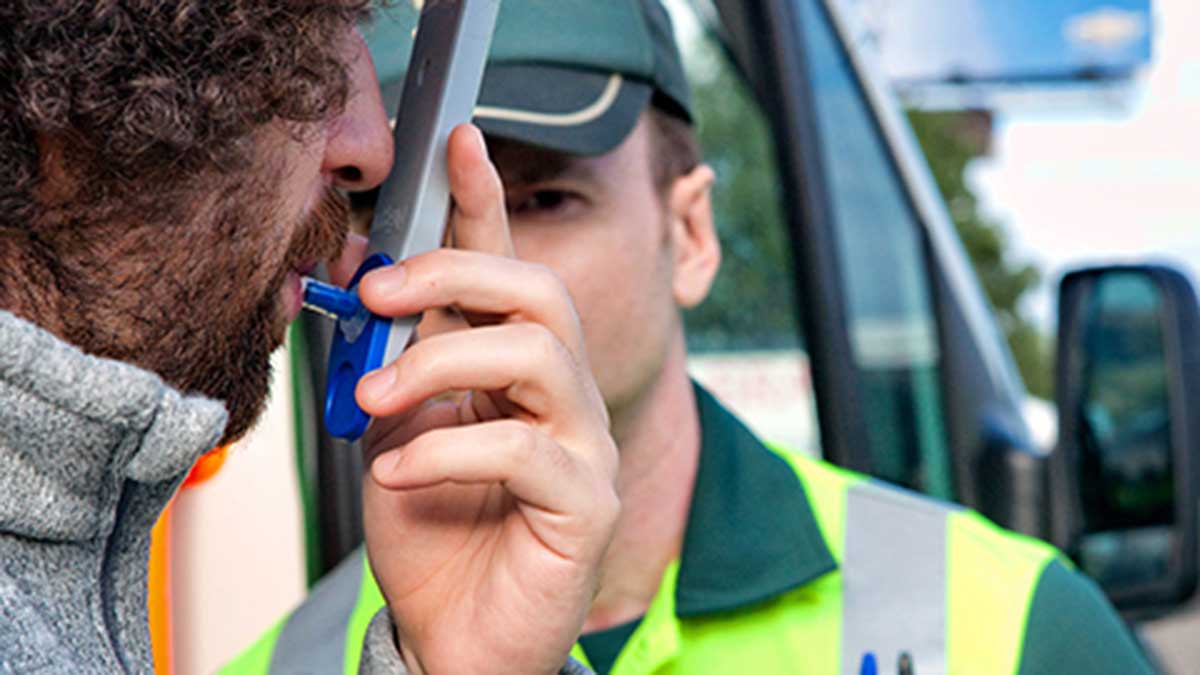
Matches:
[[475, 73, 624, 127]]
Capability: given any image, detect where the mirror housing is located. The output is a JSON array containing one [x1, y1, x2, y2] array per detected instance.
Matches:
[[1052, 264, 1200, 615]]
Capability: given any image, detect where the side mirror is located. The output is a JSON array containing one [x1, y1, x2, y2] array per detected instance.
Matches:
[[1052, 264, 1200, 614]]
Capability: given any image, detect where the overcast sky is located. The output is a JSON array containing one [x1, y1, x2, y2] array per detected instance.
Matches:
[[970, 0, 1200, 328]]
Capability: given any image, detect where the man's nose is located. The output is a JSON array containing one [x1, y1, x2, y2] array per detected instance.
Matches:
[[322, 30, 394, 192]]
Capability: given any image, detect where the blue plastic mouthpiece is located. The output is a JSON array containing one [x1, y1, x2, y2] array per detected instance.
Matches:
[[302, 277, 362, 321], [303, 254, 395, 441]]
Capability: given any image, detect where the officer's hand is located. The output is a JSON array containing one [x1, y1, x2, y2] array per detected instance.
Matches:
[[351, 124, 619, 675]]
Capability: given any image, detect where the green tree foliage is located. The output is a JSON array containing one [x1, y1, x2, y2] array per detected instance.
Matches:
[[682, 45, 801, 353], [907, 111, 1052, 398]]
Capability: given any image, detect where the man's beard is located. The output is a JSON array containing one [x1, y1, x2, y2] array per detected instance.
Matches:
[[193, 187, 351, 444], [46, 182, 352, 447]]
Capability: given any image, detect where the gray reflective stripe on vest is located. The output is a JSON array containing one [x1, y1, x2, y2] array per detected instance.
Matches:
[[842, 481, 956, 675], [269, 548, 365, 674]]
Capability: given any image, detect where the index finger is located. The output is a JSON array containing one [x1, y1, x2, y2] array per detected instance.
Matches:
[[446, 124, 515, 257]]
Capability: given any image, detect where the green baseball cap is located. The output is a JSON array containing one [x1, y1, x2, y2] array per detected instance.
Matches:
[[363, 0, 692, 156]]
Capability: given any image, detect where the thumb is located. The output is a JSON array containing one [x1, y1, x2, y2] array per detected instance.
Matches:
[[446, 124, 515, 257]]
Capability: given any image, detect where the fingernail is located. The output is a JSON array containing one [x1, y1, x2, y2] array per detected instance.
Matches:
[[367, 264, 407, 297], [372, 450, 404, 483], [471, 125, 488, 157], [359, 365, 397, 403]]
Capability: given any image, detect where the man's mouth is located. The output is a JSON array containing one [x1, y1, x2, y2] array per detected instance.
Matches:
[[278, 186, 353, 324]]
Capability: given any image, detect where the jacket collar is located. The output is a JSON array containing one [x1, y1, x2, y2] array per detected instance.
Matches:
[[674, 383, 837, 617], [0, 311, 227, 542]]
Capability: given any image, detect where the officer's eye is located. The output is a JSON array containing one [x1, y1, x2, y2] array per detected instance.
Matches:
[[509, 189, 580, 217]]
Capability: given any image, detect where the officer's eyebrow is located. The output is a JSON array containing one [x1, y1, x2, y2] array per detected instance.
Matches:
[[488, 138, 599, 189], [509, 159, 598, 188]]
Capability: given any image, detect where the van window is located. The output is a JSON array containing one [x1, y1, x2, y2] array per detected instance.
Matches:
[[798, 0, 953, 498]]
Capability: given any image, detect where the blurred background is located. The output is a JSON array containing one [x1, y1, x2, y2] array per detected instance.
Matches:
[[683, 0, 1179, 412], [857, 0, 1193, 403]]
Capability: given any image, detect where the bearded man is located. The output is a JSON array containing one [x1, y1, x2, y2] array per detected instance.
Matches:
[[0, 2, 616, 673]]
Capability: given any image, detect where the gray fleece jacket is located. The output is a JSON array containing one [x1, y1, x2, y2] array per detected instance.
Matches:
[[0, 310, 226, 673], [0, 311, 591, 674]]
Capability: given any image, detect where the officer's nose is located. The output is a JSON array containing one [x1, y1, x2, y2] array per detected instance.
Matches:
[[322, 30, 394, 192]]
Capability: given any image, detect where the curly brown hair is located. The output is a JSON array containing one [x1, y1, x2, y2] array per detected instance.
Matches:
[[0, 0, 373, 231]]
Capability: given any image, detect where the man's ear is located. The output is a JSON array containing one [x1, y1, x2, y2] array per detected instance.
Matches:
[[667, 164, 720, 309]]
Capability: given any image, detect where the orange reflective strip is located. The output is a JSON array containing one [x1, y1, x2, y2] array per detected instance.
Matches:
[[184, 445, 230, 488], [149, 501, 174, 675]]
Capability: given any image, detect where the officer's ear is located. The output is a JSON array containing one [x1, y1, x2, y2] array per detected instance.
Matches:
[[667, 163, 720, 309]]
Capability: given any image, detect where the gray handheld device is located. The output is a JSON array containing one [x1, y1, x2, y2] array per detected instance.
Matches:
[[370, 0, 501, 363], [323, 0, 500, 440]]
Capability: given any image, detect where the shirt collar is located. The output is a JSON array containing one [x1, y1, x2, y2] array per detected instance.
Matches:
[[0, 310, 227, 542], [674, 382, 837, 617]]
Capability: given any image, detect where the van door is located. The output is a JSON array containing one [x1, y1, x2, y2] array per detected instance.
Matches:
[[689, 0, 1038, 527]]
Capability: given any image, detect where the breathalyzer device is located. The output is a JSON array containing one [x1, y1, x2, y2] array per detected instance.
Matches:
[[303, 0, 500, 440]]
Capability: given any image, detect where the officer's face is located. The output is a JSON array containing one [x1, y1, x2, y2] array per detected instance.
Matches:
[[489, 115, 714, 431]]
